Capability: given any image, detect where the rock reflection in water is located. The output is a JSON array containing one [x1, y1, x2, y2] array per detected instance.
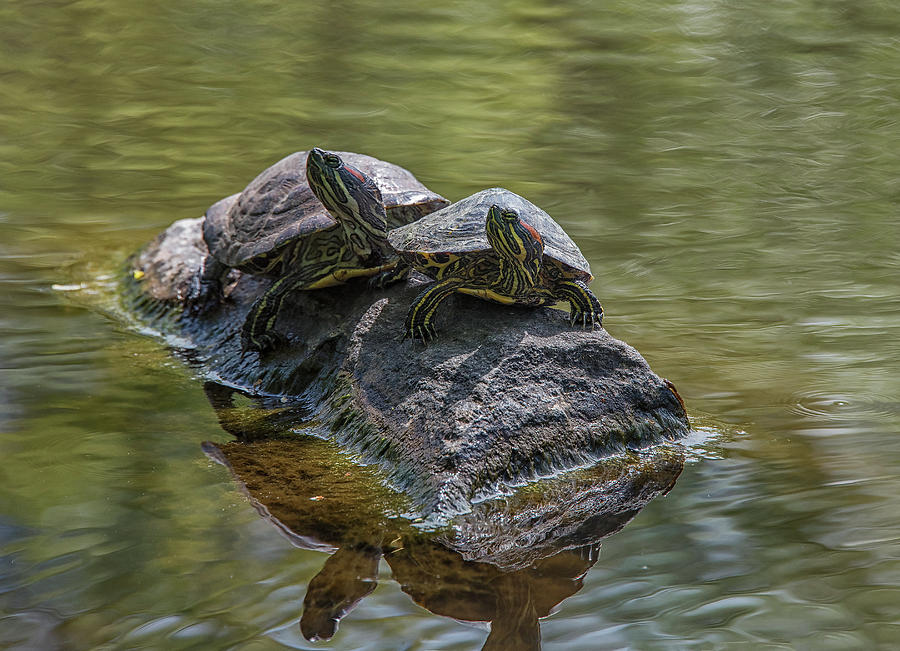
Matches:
[[202, 382, 683, 650]]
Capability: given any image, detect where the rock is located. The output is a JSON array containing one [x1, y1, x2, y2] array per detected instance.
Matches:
[[124, 215, 689, 516]]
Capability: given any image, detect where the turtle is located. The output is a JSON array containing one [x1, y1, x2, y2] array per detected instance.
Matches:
[[386, 187, 603, 342], [187, 148, 448, 353]]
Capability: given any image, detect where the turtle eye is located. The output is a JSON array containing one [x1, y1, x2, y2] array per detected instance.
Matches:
[[325, 154, 341, 167]]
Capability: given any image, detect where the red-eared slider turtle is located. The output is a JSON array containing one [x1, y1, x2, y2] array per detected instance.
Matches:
[[387, 188, 603, 342], [188, 148, 448, 353]]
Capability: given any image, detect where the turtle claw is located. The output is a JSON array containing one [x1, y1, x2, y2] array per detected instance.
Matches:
[[405, 323, 436, 345], [240, 329, 283, 357], [569, 309, 602, 331], [569, 309, 588, 329]]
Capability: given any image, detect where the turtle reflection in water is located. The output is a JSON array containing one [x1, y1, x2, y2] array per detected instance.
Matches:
[[202, 386, 683, 649], [188, 148, 446, 353], [386, 188, 604, 343]]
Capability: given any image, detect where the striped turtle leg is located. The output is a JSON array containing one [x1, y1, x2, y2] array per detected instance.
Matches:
[[241, 273, 323, 353], [554, 279, 603, 329], [405, 279, 463, 343], [368, 260, 410, 290]]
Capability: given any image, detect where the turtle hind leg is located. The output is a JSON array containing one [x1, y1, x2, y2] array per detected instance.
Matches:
[[404, 279, 462, 344], [555, 279, 603, 330], [368, 260, 410, 290], [185, 256, 230, 315]]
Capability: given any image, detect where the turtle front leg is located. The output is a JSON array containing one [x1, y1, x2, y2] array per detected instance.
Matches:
[[241, 274, 311, 354], [554, 279, 603, 329], [405, 279, 462, 343]]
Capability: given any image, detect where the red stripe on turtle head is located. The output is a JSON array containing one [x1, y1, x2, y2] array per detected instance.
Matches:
[[519, 220, 543, 246], [346, 166, 366, 183]]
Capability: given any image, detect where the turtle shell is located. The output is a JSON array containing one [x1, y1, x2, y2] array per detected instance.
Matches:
[[204, 151, 448, 267], [387, 188, 592, 277]]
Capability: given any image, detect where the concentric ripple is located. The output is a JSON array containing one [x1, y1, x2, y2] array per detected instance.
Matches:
[[787, 390, 900, 422]]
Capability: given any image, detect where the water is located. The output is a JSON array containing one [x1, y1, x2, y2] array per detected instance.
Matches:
[[2, 1, 900, 648]]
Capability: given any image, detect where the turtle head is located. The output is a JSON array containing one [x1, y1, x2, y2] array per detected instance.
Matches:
[[309, 147, 343, 170], [307, 148, 373, 210], [306, 148, 387, 251], [485, 204, 544, 290]]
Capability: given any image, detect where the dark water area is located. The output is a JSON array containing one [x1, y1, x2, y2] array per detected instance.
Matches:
[[2, 1, 900, 648]]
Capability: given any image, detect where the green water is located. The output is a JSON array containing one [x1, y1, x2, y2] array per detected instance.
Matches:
[[3, 1, 900, 648]]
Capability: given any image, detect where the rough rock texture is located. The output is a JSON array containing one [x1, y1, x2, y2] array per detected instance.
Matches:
[[124, 217, 690, 515]]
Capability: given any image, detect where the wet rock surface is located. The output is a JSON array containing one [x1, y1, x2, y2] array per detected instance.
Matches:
[[124, 216, 690, 515]]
